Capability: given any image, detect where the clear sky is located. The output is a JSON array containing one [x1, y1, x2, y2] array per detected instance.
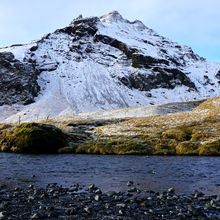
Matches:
[[1, 0, 220, 62]]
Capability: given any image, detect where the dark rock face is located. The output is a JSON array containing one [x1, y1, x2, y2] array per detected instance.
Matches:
[[215, 70, 220, 79], [57, 17, 99, 38], [132, 53, 169, 68], [92, 34, 196, 92], [92, 33, 197, 92], [0, 52, 40, 106], [119, 68, 196, 91], [94, 34, 137, 58]]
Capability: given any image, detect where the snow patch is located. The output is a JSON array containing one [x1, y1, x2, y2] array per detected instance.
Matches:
[[0, 42, 36, 61]]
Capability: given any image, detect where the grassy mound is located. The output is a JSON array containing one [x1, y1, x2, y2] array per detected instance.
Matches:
[[0, 123, 67, 153]]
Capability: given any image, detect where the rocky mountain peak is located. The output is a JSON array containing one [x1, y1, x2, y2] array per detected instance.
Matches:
[[100, 11, 124, 23], [0, 11, 219, 122]]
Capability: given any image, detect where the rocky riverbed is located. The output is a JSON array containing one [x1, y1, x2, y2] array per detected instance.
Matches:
[[0, 182, 219, 219]]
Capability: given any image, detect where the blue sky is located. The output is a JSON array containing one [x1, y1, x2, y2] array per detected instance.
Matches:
[[1, 0, 220, 62]]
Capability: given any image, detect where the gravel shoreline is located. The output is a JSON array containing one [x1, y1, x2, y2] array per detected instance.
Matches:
[[0, 183, 219, 219]]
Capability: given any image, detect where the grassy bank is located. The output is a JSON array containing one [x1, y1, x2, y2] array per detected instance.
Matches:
[[0, 97, 219, 155], [75, 97, 220, 156]]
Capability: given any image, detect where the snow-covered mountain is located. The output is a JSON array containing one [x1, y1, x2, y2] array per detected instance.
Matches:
[[0, 11, 219, 122]]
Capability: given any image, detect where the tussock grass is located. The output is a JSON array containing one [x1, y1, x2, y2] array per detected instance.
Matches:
[[93, 97, 220, 155]]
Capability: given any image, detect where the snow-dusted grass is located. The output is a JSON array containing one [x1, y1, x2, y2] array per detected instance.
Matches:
[[97, 97, 220, 137], [81, 97, 220, 155], [0, 97, 219, 155]]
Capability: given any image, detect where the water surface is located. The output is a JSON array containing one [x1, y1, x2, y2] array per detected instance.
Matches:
[[0, 153, 219, 194]]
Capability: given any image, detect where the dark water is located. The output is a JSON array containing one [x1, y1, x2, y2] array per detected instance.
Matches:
[[0, 153, 219, 195]]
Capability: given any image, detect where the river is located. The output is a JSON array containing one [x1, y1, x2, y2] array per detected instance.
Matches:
[[0, 153, 219, 195]]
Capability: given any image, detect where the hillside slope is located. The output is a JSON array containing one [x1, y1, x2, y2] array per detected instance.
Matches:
[[0, 11, 219, 122]]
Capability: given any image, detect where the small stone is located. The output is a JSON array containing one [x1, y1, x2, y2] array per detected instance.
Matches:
[[168, 188, 175, 194], [39, 205, 46, 210], [210, 199, 215, 207], [94, 195, 100, 201], [40, 193, 49, 199], [88, 184, 95, 190], [177, 212, 186, 219], [127, 181, 134, 186], [28, 185, 34, 189], [52, 193, 58, 198], [48, 183, 57, 188], [194, 191, 204, 198], [157, 194, 164, 199], [106, 191, 115, 197], [116, 203, 126, 208], [28, 196, 35, 201], [95, 189, 102, 194], [49, 189, 54, 193], [118, 210, 123, 215], [84, 207, 91, 214], [105, 203, 110, 209], [0, 202, 7, 209], [140, 202, 146, 207], [0, 212, 4, 218], [136, 189, 141, 194], [31, 212, 42, 219], [210, 200, 220, 210], [169, 211, 174, 215], [172, 195, 178, 200], [127, 187, 137, 193]]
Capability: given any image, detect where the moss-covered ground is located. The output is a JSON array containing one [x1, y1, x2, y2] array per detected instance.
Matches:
[[0, 123, 68, 153]]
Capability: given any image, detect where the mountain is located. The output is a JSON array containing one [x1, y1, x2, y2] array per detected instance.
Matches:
[[0, 11, 219, 122]]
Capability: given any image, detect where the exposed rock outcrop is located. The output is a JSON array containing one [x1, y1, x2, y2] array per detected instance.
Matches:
[[119, 68, 196, 91], [0, 52, 39, 106], [57, 16, 99, 38], [93, 34, 137, 58], [131, 53, 169, 68]]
